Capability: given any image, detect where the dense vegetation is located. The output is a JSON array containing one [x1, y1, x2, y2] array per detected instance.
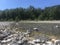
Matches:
[[0, 5, 60, 21]]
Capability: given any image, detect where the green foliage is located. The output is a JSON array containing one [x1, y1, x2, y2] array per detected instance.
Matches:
[[0, 5, 60, 21]]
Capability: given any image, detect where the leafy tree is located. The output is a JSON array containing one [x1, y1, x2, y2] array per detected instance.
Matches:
[[0, 5, 60, 21]]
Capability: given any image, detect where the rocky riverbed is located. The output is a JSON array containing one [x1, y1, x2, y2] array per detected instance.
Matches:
[[0, 22, 60, 45]]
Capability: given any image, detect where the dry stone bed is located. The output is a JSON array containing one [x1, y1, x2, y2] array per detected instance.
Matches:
[[0, 22, 60, 45]]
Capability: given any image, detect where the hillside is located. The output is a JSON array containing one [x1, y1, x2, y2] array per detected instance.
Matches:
[[0, 5, 60, 21]]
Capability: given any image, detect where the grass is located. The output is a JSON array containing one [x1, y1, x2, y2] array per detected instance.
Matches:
[[15, 29, 60, 39]]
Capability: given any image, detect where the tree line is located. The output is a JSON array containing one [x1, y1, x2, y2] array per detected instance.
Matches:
[[0, 5, 60, 21]]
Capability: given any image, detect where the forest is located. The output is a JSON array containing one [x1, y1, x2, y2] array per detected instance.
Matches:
[[0, 5, 60, 21]]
